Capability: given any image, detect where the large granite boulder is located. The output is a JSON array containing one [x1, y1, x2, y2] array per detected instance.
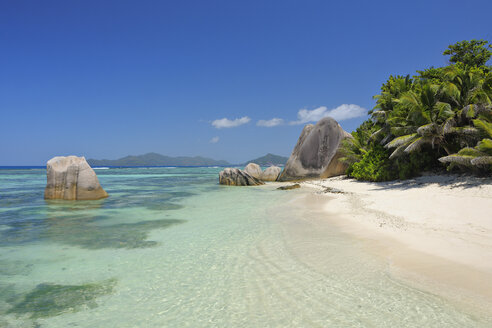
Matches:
[[260, 166, 282, 181], [44, 156, 108, 200], [243, 163, 262, 179], [278, 117, 352, 181], [219, 168, 264, 186]]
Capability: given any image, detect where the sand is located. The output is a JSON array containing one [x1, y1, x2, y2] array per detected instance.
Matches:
[[299, 174, 492, 314]]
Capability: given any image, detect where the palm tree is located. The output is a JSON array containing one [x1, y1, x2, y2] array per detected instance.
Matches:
[[339, 120, 377, 166], [439, 110, 492, 168], [371, 75, 413, 145], [384, 82, 455, 158], [441, 65, 492, 110]]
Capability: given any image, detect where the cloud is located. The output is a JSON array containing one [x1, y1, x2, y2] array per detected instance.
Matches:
[[211, 116, 251, 129], [290, 104, 367, 125], [257, 118, 284, 127], [209, 136, 220, 143]]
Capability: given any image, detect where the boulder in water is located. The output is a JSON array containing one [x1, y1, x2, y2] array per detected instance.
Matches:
[[260, 166, 282, 181], [44, 156, 108, 200], [243, 163, 262, 179], [219, 168, 264, 186]]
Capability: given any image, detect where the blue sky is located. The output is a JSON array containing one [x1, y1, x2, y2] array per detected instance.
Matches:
[[1, 0, 491, 165]]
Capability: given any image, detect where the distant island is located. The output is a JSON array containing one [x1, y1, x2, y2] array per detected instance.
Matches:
[[242, 153, 288, 166], [87, 152, 288, 167], [88, 153, 230, 167]]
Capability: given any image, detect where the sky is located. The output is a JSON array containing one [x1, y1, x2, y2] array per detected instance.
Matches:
[[1, 0, 491, 165]]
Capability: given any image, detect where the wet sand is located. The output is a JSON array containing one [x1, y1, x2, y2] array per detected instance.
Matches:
[[296, 174, 492, 316]]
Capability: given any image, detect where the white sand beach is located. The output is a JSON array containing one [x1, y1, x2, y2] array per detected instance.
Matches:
[[298, 174, 492, 314]]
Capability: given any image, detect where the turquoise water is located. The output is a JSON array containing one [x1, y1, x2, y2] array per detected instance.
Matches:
[[0, 167, 490, 327]]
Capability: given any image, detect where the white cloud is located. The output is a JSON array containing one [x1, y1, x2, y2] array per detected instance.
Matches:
[[211, 116, 251, 129], [257, 118, 284, 127], [290, 104, 367, 125], [209, 136, 220, 143]]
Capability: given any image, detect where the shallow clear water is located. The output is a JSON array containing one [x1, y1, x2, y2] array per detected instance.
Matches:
[[0, 167, 490, 327]]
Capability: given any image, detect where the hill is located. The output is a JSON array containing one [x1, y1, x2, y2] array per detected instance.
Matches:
[[243, 153, 289, 166], [87, 153, 230, 167]]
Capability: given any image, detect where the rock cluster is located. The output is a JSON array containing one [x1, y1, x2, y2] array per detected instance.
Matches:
[[218, 168, 264, 186], [219, 163, 283, 186], [260, 166, 282, 181], [278, 117, 352, 181], [44, 156, 108, 200], [243, 163, 262, 179]]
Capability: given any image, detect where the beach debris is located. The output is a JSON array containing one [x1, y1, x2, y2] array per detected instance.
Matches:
[[278, 117, 352, 181], [44, 156, 108, 200], [277, 183, 301, 190], [219, 168, 264, 186]]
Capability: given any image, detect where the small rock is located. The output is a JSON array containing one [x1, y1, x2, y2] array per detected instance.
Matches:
[[323, 187, 345, 194], [277, 184, 301, 190]]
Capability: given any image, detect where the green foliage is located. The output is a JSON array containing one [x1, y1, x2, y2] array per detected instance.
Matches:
[[416, 66, 445, 82], [439, 111, 492, 172], [395, 149, 440, 179], [347, 145, 439, 182], [346, 39, 492, 181], [443, 39, 492, 67], [473, 117, 492, 137], [348, 145, 396, 181], [340, 119, 378, 166]]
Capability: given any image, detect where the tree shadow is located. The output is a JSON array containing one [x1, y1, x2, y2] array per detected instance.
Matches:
[[366, 174, 491, 191]]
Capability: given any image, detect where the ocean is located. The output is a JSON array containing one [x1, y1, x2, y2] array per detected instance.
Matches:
[[0, 167, 490, 327]]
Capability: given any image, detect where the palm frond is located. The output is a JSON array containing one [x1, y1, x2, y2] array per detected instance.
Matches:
[[473, 118, 492, 138], [470, 156, 492, 166], [398, 92, 420, 108], [371, 128, 384, 139], [476, 138, 492, 154], [390, 126, 415, 135], [435, 102, 454, 120], [443, 117, 456, 134], [448, 126, 480, 136], [430, 83, 441, 93], [475, 105, 492, 118], [456, 147, 482, 156], [389, 144, 407, 160], [417, 123, 437, 136], [438, 155, 473, 166], [462, 104, 476, 118], [371, 110, 387, 117], [385, 133, 417, 149], [441, 82, 460, 101], [404, 136, 433, 153], [380, 133, 393, 145]]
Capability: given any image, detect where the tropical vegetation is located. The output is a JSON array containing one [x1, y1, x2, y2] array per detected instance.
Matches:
[[341, 39, 492, 181]]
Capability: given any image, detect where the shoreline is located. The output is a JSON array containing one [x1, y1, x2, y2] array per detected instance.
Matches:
[[293, 174, 492, 316]]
